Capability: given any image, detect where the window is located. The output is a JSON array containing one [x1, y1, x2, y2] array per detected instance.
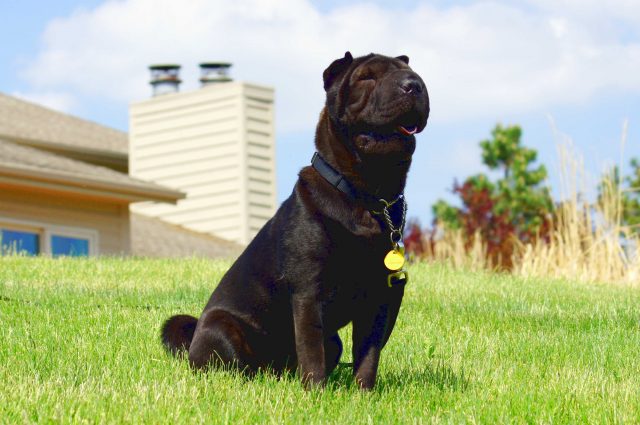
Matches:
[[0, 218, 98, 257], [0, 229, 40, 256], [51, 235, 89, 257]]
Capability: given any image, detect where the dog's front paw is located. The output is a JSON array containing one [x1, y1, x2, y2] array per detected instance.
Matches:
[[300, 369, 327, 390], [355, 374, 376, 391]]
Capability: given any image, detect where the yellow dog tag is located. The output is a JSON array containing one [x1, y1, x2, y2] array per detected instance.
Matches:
[[384, 249, 405, 271], [387, 270, 409, 287]]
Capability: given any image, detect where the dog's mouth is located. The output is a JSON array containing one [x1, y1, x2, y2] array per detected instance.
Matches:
[[356, 114, 423, 139], [398, 125, 418, 136], [392, 109, 424, 137], [356, 121, 422, 140]]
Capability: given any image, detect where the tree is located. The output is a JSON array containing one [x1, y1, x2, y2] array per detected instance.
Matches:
[[403, 218, 428, 259], [598, 159, 640, 233], [432, 124, 554, 269]]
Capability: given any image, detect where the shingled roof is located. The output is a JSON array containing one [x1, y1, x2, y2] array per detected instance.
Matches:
[[0, 138, 183, 203], [131, 213, 243, 259], [0, 92, 127, 155]]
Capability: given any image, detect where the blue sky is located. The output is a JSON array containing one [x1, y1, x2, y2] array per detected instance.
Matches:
[[2, 0, 639, 225]]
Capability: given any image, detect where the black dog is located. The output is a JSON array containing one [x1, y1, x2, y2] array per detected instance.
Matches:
[[162, 52, 429, 390]]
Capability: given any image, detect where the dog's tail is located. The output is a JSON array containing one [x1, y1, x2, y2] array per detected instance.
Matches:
[[161, 314, 198, 356]]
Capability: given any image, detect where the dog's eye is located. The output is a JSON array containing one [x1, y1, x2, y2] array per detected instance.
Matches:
[[357, 73, 375, 82]]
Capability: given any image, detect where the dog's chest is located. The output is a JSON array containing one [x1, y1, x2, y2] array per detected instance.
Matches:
[[319, 236, 395, 327]]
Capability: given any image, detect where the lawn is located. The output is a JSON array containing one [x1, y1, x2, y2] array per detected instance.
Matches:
[[0, 257, 639, 423]]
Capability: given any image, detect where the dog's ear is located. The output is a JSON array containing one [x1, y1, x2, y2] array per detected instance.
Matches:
[[396, 55, 409, 65], [323, 51, 354, 91]]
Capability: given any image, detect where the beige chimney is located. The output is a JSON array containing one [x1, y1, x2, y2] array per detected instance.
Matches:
[[129, 65, 276, 245]]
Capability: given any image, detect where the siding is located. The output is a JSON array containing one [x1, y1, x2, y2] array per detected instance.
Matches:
[[0, 187, 130, 255], [244, 86, 276, 240], [129, 81, 276, 245]]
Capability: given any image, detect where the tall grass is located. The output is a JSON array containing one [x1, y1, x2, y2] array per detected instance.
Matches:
[[514, 141, 640, 286], [424, 126, 640, 286], [422, 229, 490, 272]]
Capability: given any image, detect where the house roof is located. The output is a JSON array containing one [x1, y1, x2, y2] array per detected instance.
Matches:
[[0, 138, 184, 203], [0, 91, 128, 159], [131, 213, 243, 259]]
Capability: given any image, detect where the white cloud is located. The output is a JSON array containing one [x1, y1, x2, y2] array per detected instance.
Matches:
[[20, 0, 640, 135], [525, 0, 640, 28]]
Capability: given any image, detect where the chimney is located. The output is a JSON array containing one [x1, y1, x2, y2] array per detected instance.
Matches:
[[149, 64, 181, 96], [199, 62, 232, 86]]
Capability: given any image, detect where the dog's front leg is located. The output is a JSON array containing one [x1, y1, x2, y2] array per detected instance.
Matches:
[[352, 303, 390, 390], [292, 295, 326, 388]]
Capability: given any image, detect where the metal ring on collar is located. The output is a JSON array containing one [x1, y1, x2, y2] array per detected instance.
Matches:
[[390, 230, 403, 245]]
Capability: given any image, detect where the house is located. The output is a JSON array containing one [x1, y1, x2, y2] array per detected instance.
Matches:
[[0, 89, 244, 258]]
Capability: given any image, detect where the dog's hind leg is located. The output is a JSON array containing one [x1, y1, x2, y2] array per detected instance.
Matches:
[[187, 309, 259, 372]]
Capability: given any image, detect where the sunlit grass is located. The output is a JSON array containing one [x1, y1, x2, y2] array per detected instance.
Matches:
[[1, 257, 639, 423]]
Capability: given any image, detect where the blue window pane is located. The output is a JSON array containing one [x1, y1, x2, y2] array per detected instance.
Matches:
[[51, 235, 89, 257], [1, 229, 40, 255]]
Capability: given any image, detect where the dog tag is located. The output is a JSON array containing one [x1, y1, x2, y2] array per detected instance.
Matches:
[[384, 249, 405, 271], [387, 270, 409, 287]]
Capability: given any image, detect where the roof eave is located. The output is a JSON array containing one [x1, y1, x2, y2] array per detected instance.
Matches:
[[5, 136, 128, 160], [0, 164, 185, 204]]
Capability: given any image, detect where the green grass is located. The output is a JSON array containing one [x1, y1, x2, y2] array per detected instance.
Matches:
[[1, 257, 639, 423]]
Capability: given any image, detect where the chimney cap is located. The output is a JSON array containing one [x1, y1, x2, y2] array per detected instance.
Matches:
[[199, 62, 232, 85], [149, 63, 181, 70], [149, 64, 182, 96], [199, 62, 232, 68]]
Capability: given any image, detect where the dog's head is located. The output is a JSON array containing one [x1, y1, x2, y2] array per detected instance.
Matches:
[[322, 51, 430, 159]]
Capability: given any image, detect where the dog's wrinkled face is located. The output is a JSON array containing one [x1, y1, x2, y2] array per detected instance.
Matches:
[[323, 52, 430, 157]]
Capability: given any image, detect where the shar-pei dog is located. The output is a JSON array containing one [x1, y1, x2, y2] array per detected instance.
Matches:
[[162, 51, 429, 390]]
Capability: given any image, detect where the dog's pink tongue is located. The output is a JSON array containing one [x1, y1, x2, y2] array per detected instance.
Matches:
[[399, 125, 418, 136]]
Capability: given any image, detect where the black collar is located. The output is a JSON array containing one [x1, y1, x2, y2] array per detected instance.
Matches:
[[311, 152, 401, 213]]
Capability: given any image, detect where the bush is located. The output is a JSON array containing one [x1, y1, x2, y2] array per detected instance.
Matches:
[[430, 124, 554, 269]]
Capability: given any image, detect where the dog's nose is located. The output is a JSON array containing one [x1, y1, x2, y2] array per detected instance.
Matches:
[[400, 77, 423, 95]]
